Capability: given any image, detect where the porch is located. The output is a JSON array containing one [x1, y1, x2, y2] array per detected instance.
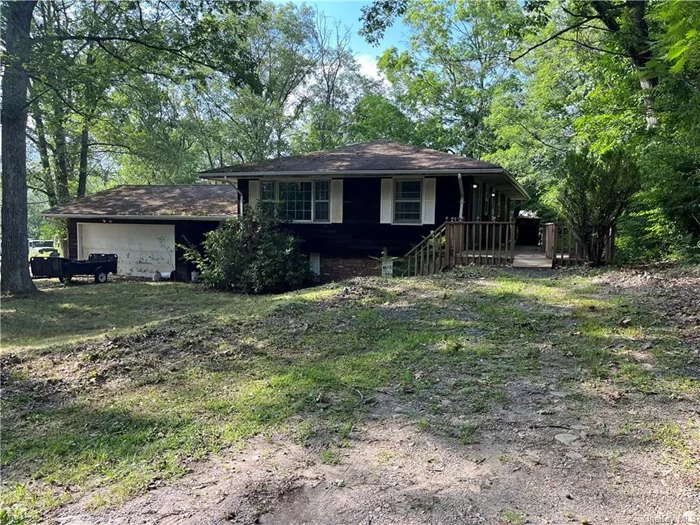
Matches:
[[403, 220, 610, 276]]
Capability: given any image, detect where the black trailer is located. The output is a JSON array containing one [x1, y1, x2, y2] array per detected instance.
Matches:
[[30, 253, 118, 283]]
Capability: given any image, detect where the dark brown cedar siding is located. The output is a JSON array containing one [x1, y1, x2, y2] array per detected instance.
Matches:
[[240, 176, 474, 257], [67, 218, 78, 259], [65, 217, 220, 280]]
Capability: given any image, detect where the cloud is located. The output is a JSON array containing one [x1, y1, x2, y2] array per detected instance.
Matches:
[[355, 53, 384, 82]]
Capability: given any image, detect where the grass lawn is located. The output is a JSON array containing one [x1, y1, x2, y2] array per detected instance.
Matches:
[[1, 270, 698, 523]]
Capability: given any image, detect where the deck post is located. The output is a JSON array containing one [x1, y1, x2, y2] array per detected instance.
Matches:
[[491, 223, 496, 265]]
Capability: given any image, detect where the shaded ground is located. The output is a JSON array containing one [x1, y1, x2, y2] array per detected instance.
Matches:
[[1, 267, 699, 524]]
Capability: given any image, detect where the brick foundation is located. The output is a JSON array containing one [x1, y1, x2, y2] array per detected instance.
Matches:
[[319, 256, 381, 282]]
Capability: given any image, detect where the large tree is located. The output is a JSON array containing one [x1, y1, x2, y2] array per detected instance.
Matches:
[[376, 0, 524, 158], [2, 1, 39, 294], [1, 0, 258, 294]]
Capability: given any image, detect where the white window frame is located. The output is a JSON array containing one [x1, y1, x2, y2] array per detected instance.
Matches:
[[393, 178, 423, 225], [313, 180, 331, 223], [258, 179, 331, 224]]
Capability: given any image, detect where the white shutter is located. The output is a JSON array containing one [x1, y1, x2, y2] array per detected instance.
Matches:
[[380, 178, 393, 224], [330, 179, 343, 223], [248, 180, 260, 209], [422, 177, 436, 225]]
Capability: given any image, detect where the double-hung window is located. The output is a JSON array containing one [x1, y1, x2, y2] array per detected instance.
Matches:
[[394, 180, 422, 224], [261, 180, 276, 201], [259, 180, 330, 223], [313, 180, 330, 222]]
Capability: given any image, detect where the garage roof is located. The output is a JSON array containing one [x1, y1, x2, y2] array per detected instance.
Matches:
[[42, 184, 239, 220]]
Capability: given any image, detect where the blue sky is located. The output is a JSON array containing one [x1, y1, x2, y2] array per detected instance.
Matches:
[[272, 0, 411, 80]]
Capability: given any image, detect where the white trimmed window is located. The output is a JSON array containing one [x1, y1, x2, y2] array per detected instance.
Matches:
[[258, 180, 330, 223], [314, 180, 330, 222], [381, 177, 436, 225], [261, 180, 276, 201], [393, 179, 422, 224]]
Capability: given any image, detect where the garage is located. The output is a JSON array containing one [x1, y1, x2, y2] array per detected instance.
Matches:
[[78, 223, 175, 278], [41, 185, 240, 280]]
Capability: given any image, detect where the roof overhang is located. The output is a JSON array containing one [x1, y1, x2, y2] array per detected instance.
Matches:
[[200, 168, 529, 201], [41, 214, 237, 221], [200, 168, 504, 179], [477, 170, 529, 201]]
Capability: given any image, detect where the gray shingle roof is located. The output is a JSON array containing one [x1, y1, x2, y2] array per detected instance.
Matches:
[[199, 140, 501, 176], [42, 185, 238, 218]]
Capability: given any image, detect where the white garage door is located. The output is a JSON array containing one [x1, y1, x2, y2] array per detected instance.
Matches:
[[78, 223, 176, 277]]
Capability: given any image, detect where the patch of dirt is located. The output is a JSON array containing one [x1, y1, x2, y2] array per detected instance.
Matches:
[[2, 315, 255, 400], [51, 382, 699, 525]]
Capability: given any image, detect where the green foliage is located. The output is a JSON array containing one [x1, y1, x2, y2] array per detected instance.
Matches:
[[183, 204, 313, 294], [377, 0, 524, 158], [349, 94, 416, 144], [555, 149, 640, 265], [482, 1, 700, 262], [657, 0, 700, 73], [0, 507, 30, 525], [359, 0, 408, 46], [615, 206, 691, 264]]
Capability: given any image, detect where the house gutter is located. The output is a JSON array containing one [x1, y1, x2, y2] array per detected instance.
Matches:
[[503, 170, 529, 201], [40, 214, 238, 221], [199, 168, 506, 178]]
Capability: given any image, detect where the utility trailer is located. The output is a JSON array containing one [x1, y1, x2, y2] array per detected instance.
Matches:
[[30, 253, 118, 283]]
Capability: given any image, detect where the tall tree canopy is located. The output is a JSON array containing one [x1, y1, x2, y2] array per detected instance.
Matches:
[[1, 0, 260, 294], [362, 0, 699, 260], [3, 0, 700, 296]]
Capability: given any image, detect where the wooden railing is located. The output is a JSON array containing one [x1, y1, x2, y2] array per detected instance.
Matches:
[[542, 223, 614, 266], [405, 222, 448, 277], [405, 221, 516, 276], [445, 221, 515, 267]]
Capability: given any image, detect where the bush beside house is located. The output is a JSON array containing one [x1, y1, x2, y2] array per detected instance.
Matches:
[[184, 204, 313, 294]]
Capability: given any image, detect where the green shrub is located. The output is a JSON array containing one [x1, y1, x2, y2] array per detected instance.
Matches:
[[555, 148, 640, 266], [183, 204, 313, 293]]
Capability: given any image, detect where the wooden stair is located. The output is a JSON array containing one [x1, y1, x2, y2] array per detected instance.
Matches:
[[405, 221, 516, 276]]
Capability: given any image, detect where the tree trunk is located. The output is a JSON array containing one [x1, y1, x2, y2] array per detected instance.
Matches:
[[77, 50, 95, 199], [1, 0, 38, 294], [77, 123, 89, 198], [51, 95, 71, 204], [31, 93, 58, 206], [592, 0, 658, 128]]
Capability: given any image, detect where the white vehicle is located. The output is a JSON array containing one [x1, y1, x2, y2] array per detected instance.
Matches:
[[29, 239, 55, 250]]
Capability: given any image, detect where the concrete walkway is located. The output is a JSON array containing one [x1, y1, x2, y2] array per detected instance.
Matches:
[[512, 246, 553, 269]]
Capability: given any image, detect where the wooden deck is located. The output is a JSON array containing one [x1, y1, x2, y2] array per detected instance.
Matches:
[[512, 246, 553, 269]]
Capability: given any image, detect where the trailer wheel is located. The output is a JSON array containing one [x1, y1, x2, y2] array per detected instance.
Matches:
[[95, 270, 108, 284], [59, 275, 72, 284]]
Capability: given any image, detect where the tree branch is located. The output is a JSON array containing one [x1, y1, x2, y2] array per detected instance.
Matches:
[[94, 40, 176, 81], [46, 34, 217, 71], [513, 119, 568, 153], [559, 37, 629, 57], [511, 17, 599, 62]]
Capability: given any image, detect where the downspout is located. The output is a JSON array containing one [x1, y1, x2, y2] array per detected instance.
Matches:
[[224, 175, 244, 217], [457, 173, 465, 220]]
